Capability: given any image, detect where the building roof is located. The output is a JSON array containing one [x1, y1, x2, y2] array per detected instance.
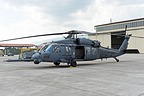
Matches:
[[95, 17, 144, 33], [0, 44, 36, 47], [95, 18, 144, 27]]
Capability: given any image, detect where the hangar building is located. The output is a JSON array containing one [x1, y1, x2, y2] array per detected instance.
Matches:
[[90, 18, 144, 53]]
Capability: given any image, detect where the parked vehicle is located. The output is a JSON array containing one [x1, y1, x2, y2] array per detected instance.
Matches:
[[19, 48, 39, 59], [7, 53, 14, 56]]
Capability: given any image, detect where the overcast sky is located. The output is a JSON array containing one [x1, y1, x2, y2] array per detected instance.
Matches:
[[0, 0, 144, 44]]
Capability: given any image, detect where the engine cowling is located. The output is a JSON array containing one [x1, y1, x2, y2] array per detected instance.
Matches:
[[74, 38, 100, 47]]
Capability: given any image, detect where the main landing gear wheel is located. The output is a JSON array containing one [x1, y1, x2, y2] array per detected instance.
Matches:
[[70, 58, 77, 67], [54, 62, 60, 66]]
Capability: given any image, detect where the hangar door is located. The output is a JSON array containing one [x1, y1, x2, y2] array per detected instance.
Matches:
[[111, 31, 126, 49]]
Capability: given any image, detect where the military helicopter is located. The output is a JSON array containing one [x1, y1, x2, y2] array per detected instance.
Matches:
[[0, 29, 132, 67], [31, 30, 132, 67]]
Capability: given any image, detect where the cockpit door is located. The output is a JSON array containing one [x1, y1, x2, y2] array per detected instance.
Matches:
[[42, 45, 60, 62], [59, 45, 72, 59], [50, 45, 72, 61]]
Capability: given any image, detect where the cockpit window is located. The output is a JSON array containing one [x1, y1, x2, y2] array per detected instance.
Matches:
[[54, 46, 60, 53], [46, 44, 57, 52], [41, 44, 60, 53], [39, 44, 49, 52]]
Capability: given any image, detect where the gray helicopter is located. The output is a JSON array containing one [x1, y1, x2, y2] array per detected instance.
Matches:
[[0, 30, 131, 67], [31, 30, 131, 67]]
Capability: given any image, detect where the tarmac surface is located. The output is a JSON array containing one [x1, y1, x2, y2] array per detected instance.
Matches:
[[0, 54, 144, 96]]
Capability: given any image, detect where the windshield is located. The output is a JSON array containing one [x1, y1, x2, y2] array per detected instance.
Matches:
[[39, 44, 49, 52], [41, 44, 58, 53]]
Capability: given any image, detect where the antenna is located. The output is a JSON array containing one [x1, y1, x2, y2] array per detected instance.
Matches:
[[110, 18, 112, 23], [125, 25, 127, 35], [125, 25, 127, 31]]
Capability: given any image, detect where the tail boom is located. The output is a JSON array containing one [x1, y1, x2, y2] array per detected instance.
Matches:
[[118, 34, 131, 54]]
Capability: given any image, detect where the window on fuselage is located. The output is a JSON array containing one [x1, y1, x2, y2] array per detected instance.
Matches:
[[65, 46, 69, 53], [54, 46, 61, 53], [39, 44, 49, 52]]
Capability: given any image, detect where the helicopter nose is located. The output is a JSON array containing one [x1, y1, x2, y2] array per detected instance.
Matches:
[[32, 52, 42, 64]]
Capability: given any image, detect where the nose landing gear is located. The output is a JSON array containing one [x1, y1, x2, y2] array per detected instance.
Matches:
[[34, 59, 41, 64]]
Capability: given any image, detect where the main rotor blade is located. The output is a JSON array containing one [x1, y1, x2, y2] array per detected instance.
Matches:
[[111, 34, 144, 38], [67, 30, 96, 35], [0, 32, 68, 42], [0, 30, 96, 42], [76, 31, 96, 35], [131, 35, 144, 38], [99, 32, 144, 38]]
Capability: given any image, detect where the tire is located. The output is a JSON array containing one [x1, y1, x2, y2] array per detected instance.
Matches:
[[54, 62, 60, 66], [70, 59, 77, 67], [34, 59, 40, 64]]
